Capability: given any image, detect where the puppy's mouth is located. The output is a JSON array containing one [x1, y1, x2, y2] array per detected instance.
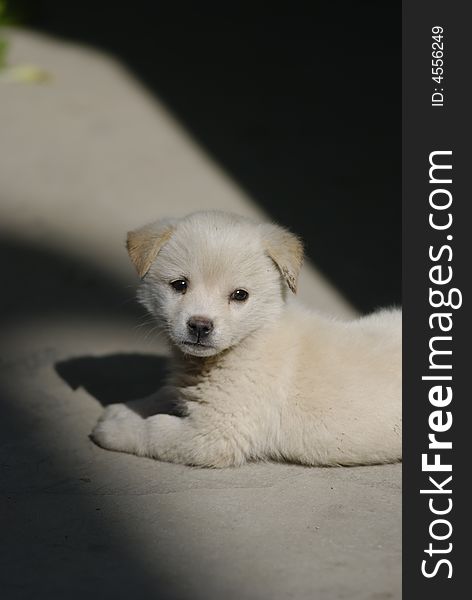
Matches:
[[179, 340, 219, 356], [182, 341, 212, 347]]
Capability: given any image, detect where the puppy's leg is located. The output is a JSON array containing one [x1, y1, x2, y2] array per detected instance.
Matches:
[[143, 414, 247, 467], [91, 384, 183, 454], [92, 402, 147, 455], [92, 407, 247, 467]]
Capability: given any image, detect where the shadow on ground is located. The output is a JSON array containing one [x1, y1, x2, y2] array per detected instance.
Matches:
[[55, 353, 169, 405], [0, 236, 173, 598]]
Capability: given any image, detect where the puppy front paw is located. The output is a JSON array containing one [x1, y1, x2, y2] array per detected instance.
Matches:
[[91, 403, 142, 454]]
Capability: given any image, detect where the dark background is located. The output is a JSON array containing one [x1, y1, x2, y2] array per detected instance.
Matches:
[[12, 1, 400, 313]]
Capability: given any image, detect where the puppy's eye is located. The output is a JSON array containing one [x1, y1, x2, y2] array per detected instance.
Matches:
[[230, 289, 249, 302], [170, 279, 188, 294]]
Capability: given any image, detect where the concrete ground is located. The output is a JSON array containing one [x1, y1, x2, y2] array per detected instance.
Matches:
[[0, 30, 401, 600]]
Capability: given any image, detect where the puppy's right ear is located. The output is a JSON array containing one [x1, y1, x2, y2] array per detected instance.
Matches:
[[126, 219, 176, 278]]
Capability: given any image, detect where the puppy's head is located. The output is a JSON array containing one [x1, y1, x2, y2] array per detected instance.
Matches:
[[127, 211, 303, 357]]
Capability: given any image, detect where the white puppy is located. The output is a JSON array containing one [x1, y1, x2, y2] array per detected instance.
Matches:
[[92, 211, 401, 467]]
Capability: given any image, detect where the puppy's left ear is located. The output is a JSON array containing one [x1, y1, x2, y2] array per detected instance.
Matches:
[[126, 219, 176, 278], [260, 223, 304, 293]]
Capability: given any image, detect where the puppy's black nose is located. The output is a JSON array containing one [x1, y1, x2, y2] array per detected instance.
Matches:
[[187, 316, 214, 339]]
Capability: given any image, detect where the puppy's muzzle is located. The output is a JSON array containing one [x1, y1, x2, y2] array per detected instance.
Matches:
[[187, 316, 214, 341]]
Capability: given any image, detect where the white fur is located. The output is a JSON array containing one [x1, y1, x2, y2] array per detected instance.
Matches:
[[92, 211, 401, 467]]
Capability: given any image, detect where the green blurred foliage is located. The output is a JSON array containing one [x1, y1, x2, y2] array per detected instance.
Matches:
[[1, 0, 28, 69], [1, 0, 27, 24], [0, 1, 8, 70]]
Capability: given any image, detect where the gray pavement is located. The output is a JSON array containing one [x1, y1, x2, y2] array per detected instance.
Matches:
[[0, 29, 400, 600]]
